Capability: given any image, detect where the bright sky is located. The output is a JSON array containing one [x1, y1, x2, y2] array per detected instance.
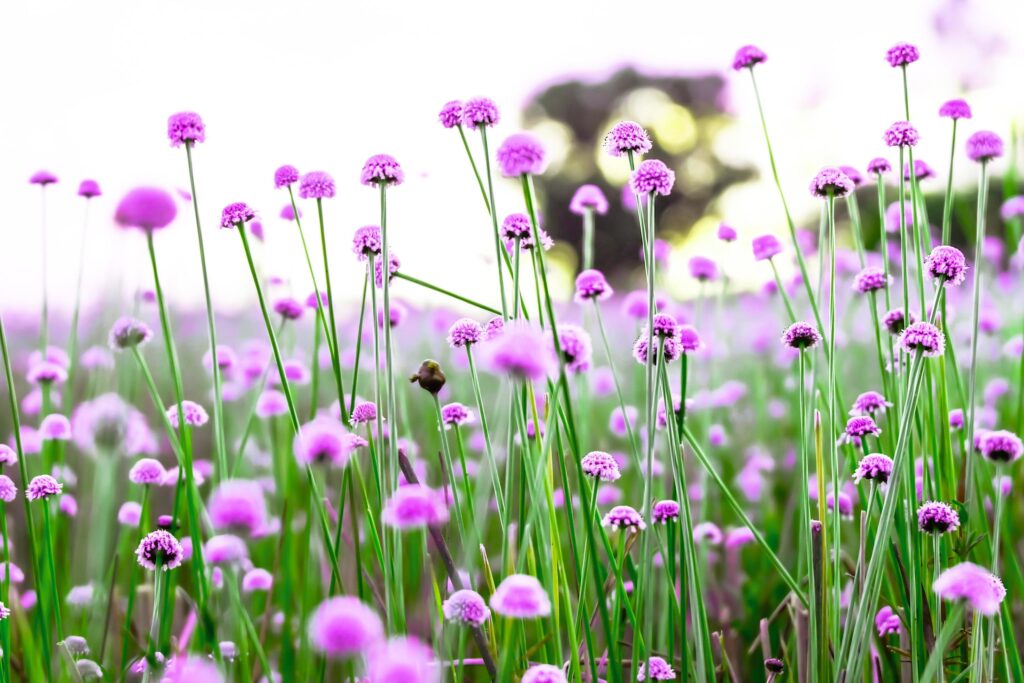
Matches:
[[2, 0, 1022, 319]]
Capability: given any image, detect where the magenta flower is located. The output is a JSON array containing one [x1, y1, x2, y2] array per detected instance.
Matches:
[[486, 323, 554, 381], [438, 100, 462, 129], [242, 568, 273, 593], [280, 204, 300, 220], [364, 636, 437, 683], [688, 256, 718, 282], [752, 234, 783, 261], [581, 451, 621, 482], [569, 184, 609, 215], [853, 453, 894, 484], [273, 297, 304, 320], [932, 562, 1006, 616], [939, 99, 972, 120], [885, 42, 920, 67], [166, 400, 209, 428], [522, 665, 567, 683], [809, 168, 854, 198], [852, 266, 889, 294], [850, 391, 891, 416], [274, 165, 300, 188], [602, 505, 645, 531], [917, 501, 960, 534], [373, 250, 401, 288], [875, 606, 901, 636], [884, 121, 920, 148], [574, 269, 613, 303], [29, 170, 58, 186], [382, 484, 449, 530], [461, 97, 500, 129], [556, 324, 592, 373], [904, 159, 934, 181], [208, 479, 268, 535], [167, 112, 205, 147], [361, 154, 404, 187], [630, 159, 675, 196], [924, 245, 967, 287], [114, 187, 177, 231], [638, 656, 676, 681], [135, 529, 184, 571], [949, 408, 964, 430], [352, 225, 382, 260], [652, 500, 680, 524], [490, 574, 551, 618], [899, 322, 944, 357], [293, 418, 355, 467], [841, 416, 882, 445], [447, 318, 483, 349], [604, 121, 652, 157], [867, 157, 891, 175], [255, 390, 288, 419], [0, 476, 17, 503], [220, 202, 256, 229], [308, 596, 384, 659], [1000, 196, 1024, 221], [77, 180, 101, 198], [496, 133, 547, 177], [781, 322, 821, 350], [442, 589, 490, 626], [632, 328, 682, 365], [350, 401, 377, 426], [440, 402, 474, 427], [978, 430, 1023, 463], [732, 44, 767, 70], [128, 458, 166, 485], [883, 308, 912, 335], [966, 131, 1003, 162], [717, 223, 737, 242], [299, 171, 336, 200], [39, 414, 71, 441], [501, 213, 531, 240], [26, 475, 61, 501], [204, 534, 248, 564]]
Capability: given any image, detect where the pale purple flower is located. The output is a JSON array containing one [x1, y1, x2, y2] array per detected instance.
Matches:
[[208, 479, 268, 535], [581, 451, 621, 482], [630, 159, 675, 196], [652, 500, 680, 524], [904, 159, 934, 181], [574, 269, 613, 303], [932, 562, 1006, 615], [382, 484, 449, 530], [166, 400, 209, 428], [978, 429, 1023, 463], [949, 408, 964, 430], [883, 308, 912, 335], [438, 100, 462, 129], [638, 656, 676, 680], [167, 112, 205, 146], [0, 476, 16, 503], [461, 97, 500, 129], [939, 99, 972, 120], [556, 324, 592, 373], [841, 416, 882, 446], [688, 256, 717, 282], [885, 42, 920, 67], [809, 168, 854, 198], [365, 637, 438, 683], [220, 202, 256, 229], [966, 131, 1003, 162], [496, 133, 546, 177], [717, 223, 737, 242], [299, 171, 336, 200], [293, 418, 355, 467], [135, 530, 184, 571], [129, 458, 166, 485], [1000, 196, 1024, 221], [569, 184, 609, 215], [486, 323, 554, 381], [899, 322, 945, 357], [917, 501, 960, 534], [490, 574, 551, 618], [851, 391, 892, 416], [854, 453, 894, 484], [273, 297, 304, 320], [925, 245, 968, 286], [109, 317, 152, 350], [350, 401, 377, 426], [204, 534, 248, 564], [867, 157, 891, 175], [522, 664, 566, 683], [361, 154, 404, 187], [373, 250, 400, 287], [26, 475, 61, 501], [602, 505, 645, 531], [853, 266, 889, 293], [441, 402, 474, 427], [39, 413, 71, 441], [442, 589, 490, 626], [604, 121, 652, 157], [115, 187, 177, 231], [308, 596, 384, 658], [782, 321, 821, 350], [274, 165, 300, 188], [30, 170, 58, 185], [352, 225, 382, 259], [884, 121, 920, 148]]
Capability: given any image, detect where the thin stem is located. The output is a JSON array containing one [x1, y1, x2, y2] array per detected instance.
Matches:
[[963, 160, 989, 508]]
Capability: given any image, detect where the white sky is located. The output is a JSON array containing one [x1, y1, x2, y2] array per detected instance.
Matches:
[[2, 0, 1022, 319]]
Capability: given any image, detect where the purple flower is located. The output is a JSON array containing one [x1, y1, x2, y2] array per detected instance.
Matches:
[[717, 223, 738, 242], [581, 451, 621, 482], [490, 574, 551, 618], [361, 154, 404, 187], [966, 131, 1004, 162], [604, 121, 653, 157], [299, 171, 336, 200], [440, 402, 474, 427], [39, 413, 71, 441], [373, 250, 400, 288], [308, 596, 383, 659], [442, 589, 490, 626], [166, 400, 209, 428], [839, 165, 864, 187], [204, 534, 248, 564], [255, 390, 288, 419], [842, 416, 882, 445], [114, 187, 177, 231], [899, 322, 944, 357], [522, 664, 566, 683], [978, 429, 1023, 463], [482, 316, 504, 341], [638, 656, 676, 681], [867, 157, 892, 175], [129, 458, 166, 485], [932, 562, 1006, 616], [77, 180, 101, 198], [26, 475, 61, 501], [497, 133, 547, 177], [208, 479, 268, 535], [501, 213, 531, 240], [574, 269, 613, 303], [461, 97, 500, 129], [167, 112, 205, 147], [602, 505, 645, 531], [280, 203, 301, 221], [809, 167, 854, 198], [939, 99, 972, 120], [884, 121, 920, 148], [904, 159, 934, 181], [109, 317, 153, 351], [689, 256, 718, 282], [781, 322, 821, 350], [487, 323, 554, 381], [917, 501, 960, 534], [875, 606, 901, 636], [556, 324, 592, 373], [885, 42, 920, 67], [630, 159, 675, 196], [1000, 196, 1024, 221], [242, 568, 273, 593], [883, 308, 912, 335], [652, 500, 680, 524], [118, 503, 141, 527], [752, 234, 783, 261], [851, 391, 891, 416], [632, 328, 682, 365], [364, 636, 437, 683], [446, 318, 483, 349], [949, 408, 964, 430], [853, 266, 889, 293], [925, 245, 968, 287], [569, 184, 609, 215], [29, 170, 58, 186], [854, 453, 894, 484], [438, 100, 462, 129], [732, 44, 767, 70], [352, 225, 382, 260], [274, 165, 300, 189], [220, 202, 256, 229], [273, 297, 304, 320], [135, 530, 183, 571], [382, 484, 449, 530], [294, 418, 355, 467], [0, 476, 17, 503]]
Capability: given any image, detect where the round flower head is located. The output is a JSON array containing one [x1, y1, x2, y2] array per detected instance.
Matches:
[[273, 297, 304, 321], [308, 596, 384, 659], [255, 390, 288, 419], [0, 475, 16, 503], [78, 180, 101, 198], [281, 204, 300, 220], [904, 159, 935, 181], [978, 429, 1023, 463], [1000, 196, 1024, 221], [204, 534, 249, 564], [166, 400, 209, 428], [40, 413, 71, 441], [26, 475, 61, 501], [925, 245, 967, 287], [220, 202, 256, 229], [382, 484, 448, 530], [167, 112, 205, 146], [446, 318, 483, 349], [135, 529, 184, 571], [732, 44, 767, 70], [438, 100, 462, 128], [350, 401, 377, 426], [373, 250, 400, 287], [932, 562, 1006, 616], [854, 453, 894, 483], [632, 329, 682, 366], [293, 418, 355, 467], [630, 159, 675, 196], [689, 256, 718, 282], [299, 171, 336, 199], [490, 574, 551, 618], [501, 213, 531, 241], [752, 234, 783, 261], [352, 225, 382, 260], [487, 323, 555, 381], [581, 451, 621, 482], [638, 656, 676, 681], [884, 121, 920, 148], [917, 501, 960, 534], [966, 131, 1003, 162], [461, 97, 500, 129], [440, 402, 474, 427], [242, 568, 273, 593], [442, 589, 490, 626], [360, 154, 404, 187], [652, 499, 680, 524], [364, 636, 439, 683], [482, 316, 504, 341], [876, 606, 901, 636], [717, 223, 738, 242], [853, 266, 890, 293], [274, 165, 300, 188], [27, 361, 67, 386], [883, 308, 912, 335], [114, 187, 177, 231], [522, 665, 566, 683], [949, 408, 965, 430], [208, 479, 268, 535], [496, 133, 547, 177], [885, 42, 920, 67], [30, 170, 58, 186], [129, 458, 166, 485], [851, 391, 891, 416], [569, 184, 609, 215], [842, 415, 882, 443], [574, 269, 613, 303], [604, 121, 652, 157], [899, 322, 945, 357], [939, 99, 972, 120], [809, 167, 854, 198], [782, 321, 821, 350], [867, 157, 892, 175], [602, 505, 646, 531], [556, 324, 592, 373]]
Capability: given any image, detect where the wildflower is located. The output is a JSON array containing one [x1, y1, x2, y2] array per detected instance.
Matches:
[[115, 187, 178, 231], [884, 121, 920, 148], [867, 157, 891, 175], [841, 416, 882, 445], [496, 133, 546, 176], [129, 458, 166, 485], [522, 664, 566, 683], [273, 297, 304, 320], [717, 223, 737, 242], [204, 534, 248, 564], [604, 121, 652, 157], [574, 269, 613, 303], [581, 451, 621, 482], [135, 530, 183, 571], [361, 154, 404, 187], [220, 202, 256, 229], [693, 521, 723, 544], [0, 476, 16, 503], [632, 328, 682, 365], [809, 168, 854, 198], [350, 401, 377, 426], [899, 322, 945, 357], [274, 165, 300, 188], [925, 245, 968, 287], [26, 475, 61, 501], [352, 225, 382, 259], [781, 321, 821, 350], [166, 400, 209, 428], [852, 266, 889, 294], [293, 418, 355, 467], [374, 250, 401, 287], [917, 501, 960, 534], [118, 502, 141, 527], [949, 408, 964, 430], [461, 97, 500, 129], [487, 323, 554, 381], [1000, 196, 1024, 221], [208, 479, 268, 535], [382, 484, 449, 530], [939, 99, 972, 120], [826, 491, 854, 519], [438, 100, 462, 128], [440, 403, 474, 427], [978, 429, 1023, 463], [77, 180, 101, 198], [442, 589, 490, 626], [630, 159, 675, 196], [732, 44, 768, 70], [299, 171, 336, 199], [570, 184, 609, 215], [651, 500, 680, 524], [602, 505, 646, 531], [904, 159, 934, 180], [966, 131, 1003, 162], [30, 170, 58, 185], [255, 390, 288, 419], [689, 256, 718, 282], [752, 234, 783, 261], [932, 562, 1006, 616], [885, 42, 920, 67], [109, 317, 152, 350], [167, 112, 205, 146], [490, 574, 551, 618], [364, 636, 438, 683], [638, 656, 676, 680], [851, 391, 892, 416], [556, 324, 592, 373], [839, 165, 864, 187], [883, 308, 912, 335], [677, 325, 702, 353], [875, 605, 901, 636], [40, 414, 71, 441], [854, 453, 894, 483], [308, 596, 384, 659]]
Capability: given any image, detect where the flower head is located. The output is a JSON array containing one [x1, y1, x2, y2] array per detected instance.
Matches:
[[569, 184, 609, 215], [438, 100, 462, 129], [220, 202, 256, 229], [114, 187, 177, 231], [26, 475, 61, 501], [884, 121, 920, 148], [854, 453, 894, 484], [0, 476, 17, 503], [632, 329, 682, 365], [876, 606, 901, 636], [360, 154, 404, 187], [373, 250, 400, 287], [574, 269, 612, 303], [167, 112, 205, 146], [78, 180, 101, 198], [166, 401, 209, 428], [496, 133, 546, 177], [40, 413, 71, 441], [630, 159, 675, 196], [978, 429, 1023, 463], [853, 266, 889, 293], [602, 505, 646, 531], [752, 234, 783, 261], [843, 416, 881, 443], [30, 170, 58, 186], [717, 223, 737, 242], [932, 562, 1006, 616], [489, 574, 551, 618], [441, 402, 474, 427], [899, 322, 945, 357], [204, 534, 248, 564], [208, 479, 268, 535], [652, 499, 680, 524], [556, 324, 592, 373], [638, 656, 676, 680], [689, 256, 718, 282], [885, 42, 920, 67], [487, 323, 555, 381], [867, 157, 892, 175], [883, 308, 912, 335], [851, 391, 891, 416], [732, 44, 767, 70], [308, 596, 384, 659], [299, 171, 336, 199], [966, 131, 1004, 162], [925, 245, 968, 287], [809, 167, 854, 198], [939, 99, 972, 120], [604, 121, 653, 157], [242, 568, 273, 593], [129, 458, 166, 485], [917, 501, 960, 534], [293, 418, 355, 467], [442, 589, 490, 626], [382, 484, 448, 530], [904, 159, 935, 180], [522, 665, 566, 683], [461, 97, 500, 129], [782, 322, 821, 350], [135, 530, 183, 571], [274, 165, 300, 188], [352, 225, 382, 260], [581, 451, 621, 482], [364, 636, 438, 683]]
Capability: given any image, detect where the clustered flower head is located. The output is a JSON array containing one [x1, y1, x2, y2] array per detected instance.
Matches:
[[135, 529, 184, 571], [689, 256, 718, 282], [442, 589, 490, 626], [717, 223, 737, 242], [638, 656, 677, 681], [569, 184, 609, 215], [30, 170, 58, 186], [167, 111, 205, 147], [781, 321, 821, 350], [574, 269, 613, 303], [220, 202, 256, 229], [115, 187, 178, 231], [924, 245, 968, 287], [884, 121, 920, 148], [977, 429, 1023, 463], [26, 475, 62, 501], [274, 164, 300, 188], [842, 415, 881, 444], [853, 266, 889, 293], [128, 458, 166, 485], [556, 324, 592, 373], [867, 157, 892, 175], [630, 159, 675, 196], [809, 167, 855, 198], [939, 99, 972, 120], [602, 504, 646, 531], [299, 171, 336, 200], [440, 402, 473, 427], [603, 121, 652, 157], [438, 100, 462, 129], [932, 562, 1006, 616], [632, 326, 682, 366], [651, 499, 680, 524], [382, 484, 449, 530], [352, 225, 382, 260], [854, 453, 894, 484], [883, 308, 912, 335], [966, 131, 1004, 162], [917, 501, 960, 534], [496, 133, 547, 177], [581, 451, 621, 482], [522, 664, 567, 683], [732, 44, 767, 70], [461, 97, 500, 129], [350, 401, 377, 426], [900, 321, 945, 357], [293, 418, 355, 467], [166, 400, 209, 428], [752, 234, 782, 261], [885, 42, 920, 67], [489, 574, 551, 618], [307, 596, 383, 659], [360, 154, 404, 187]]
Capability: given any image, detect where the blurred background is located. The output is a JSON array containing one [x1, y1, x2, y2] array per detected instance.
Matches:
[[2, 0, 1023, 323]]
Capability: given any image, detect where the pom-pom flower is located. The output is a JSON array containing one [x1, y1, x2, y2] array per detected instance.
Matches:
[[569, 184, 609, 215], [496, 133, 547, 177], [274, 165, 300, 188], [652, 500, 680, 524], [718, 223, 738, 242], [167, 112, 205, 147], [299, 171, 336, 200], [782, 322, 821, 350], [447, 319, 483, 349], [442, 589, 490, 626], [220, 202, 256, 229], [917, 501, 960, 534], [242, 568, 273, 593], [30, 170, 58, 186], [630, 159, 675, 196], [360, 154, 404, 187], [977, 429, 1023, 463], [853, 266, 889, 293], [574, 269, 613, 303], [899, 322, 945, 357], [809, 168, 854, 198], [841, 416, 882, 445], [924, 245, 968, 287], [867, 157, 892, 175], [604, 121, 652, 157], [364, 636, 437, 683], [850, 391, 891, 416], [26, 475, 62, 501], [883, 308, 911, 335], [489, 574, 551, 618], [0, 476, 17, 503], [487, 323, 554, 381], [135, 529, 184, 571], [166, 400, 209, 428], [522, 664, 566, 683], [752, 234, 783, 261], [884, 121, 920, 148], [128, 458, 166, 485], [555, 324, 592, 373], [208, 479, 268, 535], [352, 225, 382, 260], [114, 187, 178, 231], [732, 44, 767, 70], [438, 100, 462, 129], [966, 131, 1004, 162], [932, 562, 1006, 616], [638, 656, 676, 681], [307, 596, 383, 659], [461, 97, 500, 129], [939, 99, 972, 120], [689, 256, 718, 282], [293, 418, 355, 467], [853, 453, 894, 484], [602, 505, 646, 531], [885, 42, 920, 67], [440, 403, 474, 427], [581, 451, 621, 482], [382, 484, 449, 530], [78, 180, 101, 198]]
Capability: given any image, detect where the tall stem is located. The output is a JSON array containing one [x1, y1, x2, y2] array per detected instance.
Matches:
[[478, 127, 509, 319], [963, 160, 989, 508], [315, 198, 349, 422]]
